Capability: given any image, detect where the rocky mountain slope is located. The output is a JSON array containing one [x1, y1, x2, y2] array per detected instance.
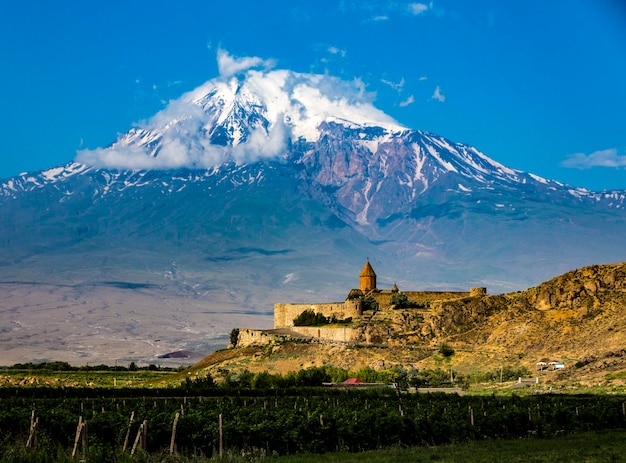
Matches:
[[1, 66, 625, 366]]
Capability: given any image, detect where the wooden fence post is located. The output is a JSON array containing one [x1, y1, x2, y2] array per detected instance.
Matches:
[[26, 410, 38, 449], [131, 420, 148, 455], [131, 422, 140, 454], [82, 420, 88, 456], [219, 413, 224, 460], [170, 412, 180, 455], [143, 420, 147, 451], [71, 416, 87, 460], [122, 411, 135, 451], [72, 416, 82, 459]]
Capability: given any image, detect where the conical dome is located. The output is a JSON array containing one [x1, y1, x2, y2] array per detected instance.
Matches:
[[360, 260, 376, 277], [359, 260, 377, 291]]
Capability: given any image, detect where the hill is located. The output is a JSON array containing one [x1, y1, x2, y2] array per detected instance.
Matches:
[[188, 262, 626, 390]]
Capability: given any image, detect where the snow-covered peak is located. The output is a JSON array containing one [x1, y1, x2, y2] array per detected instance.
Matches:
[[188, 69, 405, 142], [76, 68, 406, 170]]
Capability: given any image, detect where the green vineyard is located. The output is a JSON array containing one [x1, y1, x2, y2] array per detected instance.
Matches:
[[2, 386, 626, 461]]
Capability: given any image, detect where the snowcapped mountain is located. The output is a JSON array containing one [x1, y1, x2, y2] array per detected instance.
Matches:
[[1, 66, 626, 364]]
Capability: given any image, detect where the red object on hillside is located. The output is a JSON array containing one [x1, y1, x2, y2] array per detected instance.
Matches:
[[343, 378, 363, 384]]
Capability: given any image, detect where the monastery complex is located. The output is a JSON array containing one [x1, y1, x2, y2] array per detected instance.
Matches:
[[236, 261, 487, 348]]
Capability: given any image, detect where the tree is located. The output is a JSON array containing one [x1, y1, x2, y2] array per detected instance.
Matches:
[[389, 365, 409, 389], [251, 371, 276, 389], [361, 295, 379, 312], [235, 369, 255, 389], [293, 309, 329, 326], [184, 374, 216, 391], [439, 342, 455, 357], [354, 366, 379, 383], [390, 292, 409, 308], [296, 366, 331, 386], [230, 328, 240, 347]]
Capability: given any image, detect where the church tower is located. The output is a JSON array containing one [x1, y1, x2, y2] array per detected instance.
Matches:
[[359, 260, 377, 292]]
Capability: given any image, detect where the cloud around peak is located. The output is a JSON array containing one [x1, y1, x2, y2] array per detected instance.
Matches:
[[75, 51, 404, 171], [217, 49, 276, 78], [75, 95, 289, 170]]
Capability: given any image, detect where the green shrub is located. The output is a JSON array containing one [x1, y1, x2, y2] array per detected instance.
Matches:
[[472, 365, 532, 383], [390, 293, 409, 308], [439, 342, 455, 357], [361, 295, 379, 311], [390, 293, 427, 309], [293, 309, 329, 326], [230, 327, 240, 347]]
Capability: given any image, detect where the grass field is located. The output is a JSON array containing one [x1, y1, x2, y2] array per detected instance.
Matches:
[[0, 366, 177, 388]]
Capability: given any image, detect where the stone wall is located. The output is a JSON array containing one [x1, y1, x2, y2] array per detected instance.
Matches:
[[237, 326, 357, 346], [470, 287, 487, 297], [274, 302, 359, 328], [237, 328, 291, 347], [289, 326, 358, 343], [371, 290, 471, 307], [272, 288, 485, 331]]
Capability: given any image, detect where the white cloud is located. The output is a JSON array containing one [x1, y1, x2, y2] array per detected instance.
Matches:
[[77, 145, 156, 170], [217, 49, 275, 78], [76, 97, 230, 169], [328, 46, 346, 57], [561, 148, 626, 169], [353, 1, 439, 22], [76, 90, 291, 170], [409, 2, 432, 15], [399, 95, 415, 107], [232, 117, 288, 164], [419, 76, 428, 81], [431, 85, 446, 102], [382, 77, 413, 107], [381, 77, 405, 91]]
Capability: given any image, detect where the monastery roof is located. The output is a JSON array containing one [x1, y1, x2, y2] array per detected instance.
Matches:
[[360, 260, 376, 277]]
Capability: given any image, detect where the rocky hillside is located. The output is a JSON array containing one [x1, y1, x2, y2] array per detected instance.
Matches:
[[190, 262, 626, 388], [432, 262, 626, 358]]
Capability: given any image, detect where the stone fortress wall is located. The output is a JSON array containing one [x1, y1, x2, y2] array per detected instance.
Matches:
[[368, 290, 468, 308], [274, 289, 486, 329], [237, 325, 358, 347], [237, 328, 290, 347], [273, 300, 360, 328], [236, 261, 488, 348]]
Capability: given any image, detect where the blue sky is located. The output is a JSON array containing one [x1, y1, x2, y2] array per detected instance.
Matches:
[[1, 1, 625, 191]]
